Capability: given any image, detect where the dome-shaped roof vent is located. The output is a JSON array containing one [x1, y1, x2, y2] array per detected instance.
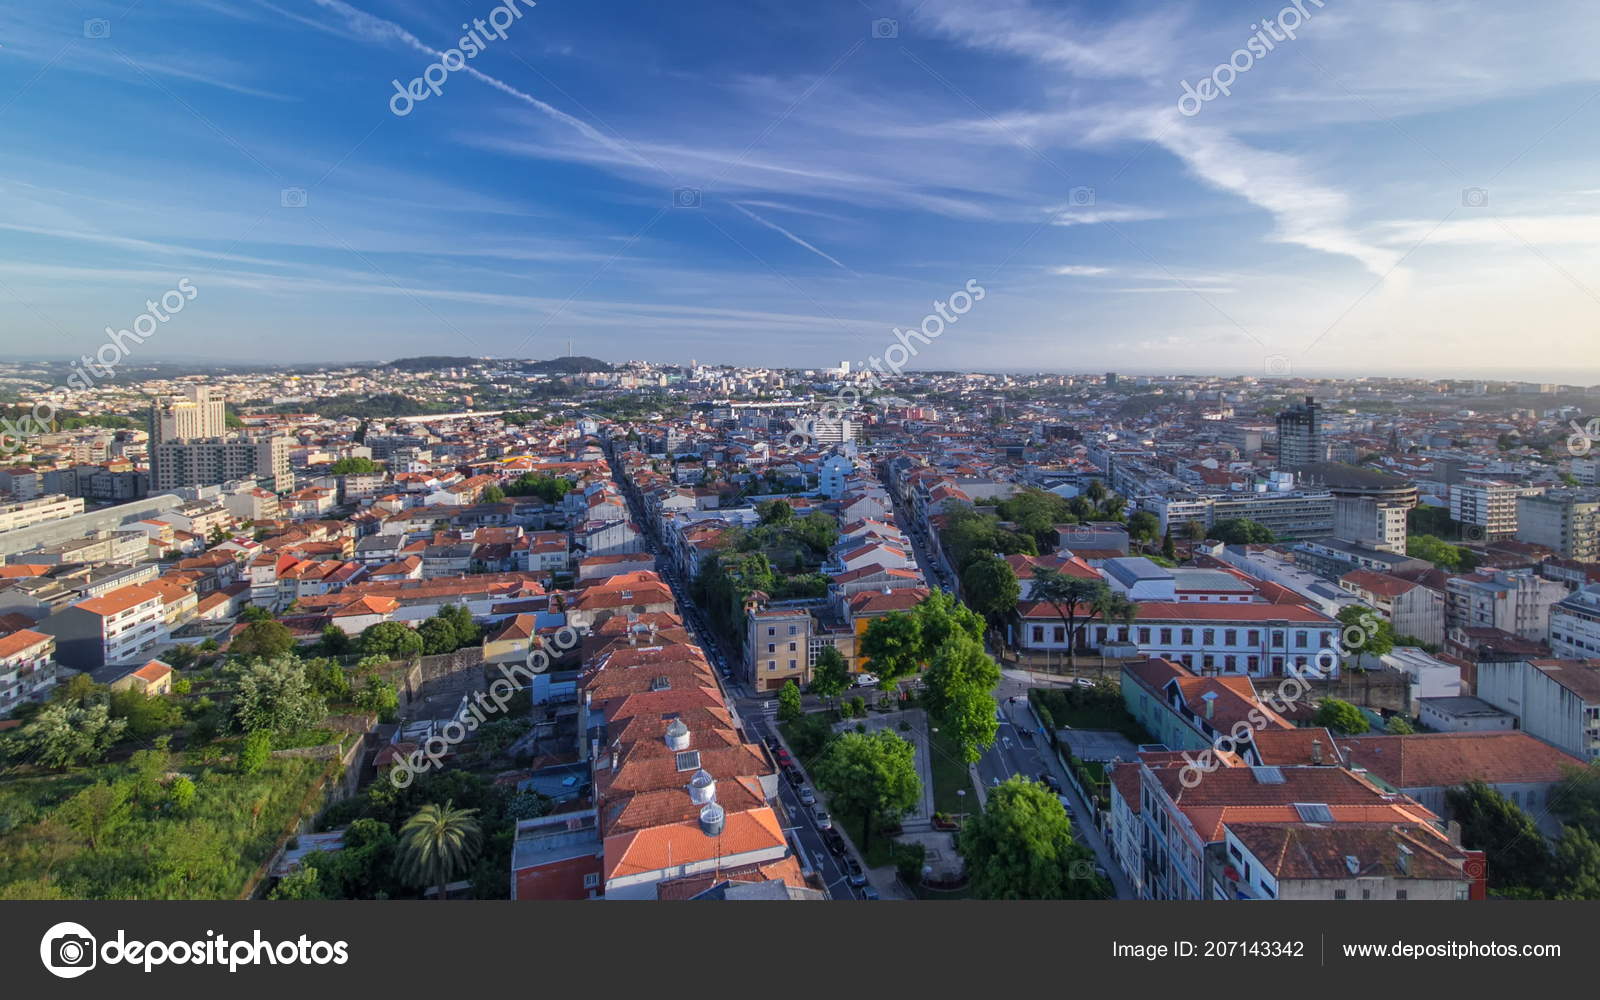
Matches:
[[699, 801, 726, 838], [688, 768, 717, 804], [664, 718, 690, 750]]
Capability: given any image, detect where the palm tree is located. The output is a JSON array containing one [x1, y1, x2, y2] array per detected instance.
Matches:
[[397, 800, 482, 901]]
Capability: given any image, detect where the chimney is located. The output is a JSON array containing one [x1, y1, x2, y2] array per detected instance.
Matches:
[[1202, 691, 1217, 720], [1311, 739, 1323, 765], [1396, 843, 1412, 875], [1446, 820, 1463, 846]]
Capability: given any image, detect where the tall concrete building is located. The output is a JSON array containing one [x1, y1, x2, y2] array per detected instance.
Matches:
[[1275, 396, 1323, 470], [1517, 488, 1600, 562], [1451, 479, 1535, 541], [150, 385, 227, 446], [152, 437, 292, 493], [1332, 497, 1408, 554]]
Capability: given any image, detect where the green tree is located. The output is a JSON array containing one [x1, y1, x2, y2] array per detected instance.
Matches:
[[1446, 780, 1551, 891], [811, 729, 921, 857], [241, 605, 276, 623], [397, 800, 483, 901], [960, 553, 1021, 628], [1385, 714, 1415, 734], [1161, 527, 1176, 561], [239, 730, 272, 774], [912, 589, 985, 659], [109, 688, 182, 741], [319, 625, 353, 657], [1183, 519, 1207, 541], [1407, 534, 1474, 572], [859, 611, 923, 690], [1313, 698, 1369, 735], [1548, 826, 1600, 899], [8, 702, 126, 768], [922, 635, 1001, 764], [777, 679, 804, 723], [231, 620, 297, 661], [1552, 764, 1600, 837], [1336, 606, 1395, 667], [1210, 518, 1275, 545], [167, 775, 197, 813], [232, 657, 327, 735], [270, 865, 329, 900], [360, 621, 426, 661], [57, 780, 131, 851], [481, 485, 506, 504], [757, 499, 794, 525], [1028, 568, 1107, 668], [960, 777, 1103, 899], [1127, 510, 1160, 544], [329, 456, 382, 476], [808, 647, 850, 704]]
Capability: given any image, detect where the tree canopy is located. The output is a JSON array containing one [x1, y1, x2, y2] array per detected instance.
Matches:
[[921, 635, 1001, 765], [959, 777, 1104, 899], [1312, 698, 1369, 735], [812, 729, 922, 856], [960, 553, 1021, 627]]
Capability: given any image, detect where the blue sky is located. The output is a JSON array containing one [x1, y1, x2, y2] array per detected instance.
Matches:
[[2, 0, 1599, 378]]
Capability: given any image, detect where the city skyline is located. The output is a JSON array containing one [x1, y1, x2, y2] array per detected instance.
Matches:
[[3, 0, 1599, 375]]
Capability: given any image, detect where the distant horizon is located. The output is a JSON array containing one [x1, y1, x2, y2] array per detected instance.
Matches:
[[3, 354, 1599, 388]]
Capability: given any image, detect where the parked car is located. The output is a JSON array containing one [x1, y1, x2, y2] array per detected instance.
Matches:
[[776, 748, 792, 765], [799, 786, 816, 806], [785, 767, 804, 788], [1038, 772, 1061, 793], [824, 828, 847, 855], [861, 886, 880, 900], [845, 859, 867, 887], [813, 806, 832, 829]]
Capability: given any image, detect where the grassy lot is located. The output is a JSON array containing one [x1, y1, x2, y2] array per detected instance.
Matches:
[[1029, 687, 1151, 744], [926, 727, 977, 817], [838, 811, 897, 868]]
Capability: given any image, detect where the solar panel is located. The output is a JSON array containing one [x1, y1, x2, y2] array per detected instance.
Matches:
[[1294, 802, 1333, 822], [1251, 766, 1286, 784], [675, 750, 701, 771]]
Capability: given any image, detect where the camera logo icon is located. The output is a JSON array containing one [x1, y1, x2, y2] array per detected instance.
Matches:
[[1068, 185, 1095, 207], [1264, 354, 1293, 376], [1461, 187, 1488, 208], [871, 18, 898, 38], [1069, 860, 1096, 879], [40, 922, 97, 979], [672, 187, 701, 208], [281, 187, 308, 208], [84, 18, 111, 38]]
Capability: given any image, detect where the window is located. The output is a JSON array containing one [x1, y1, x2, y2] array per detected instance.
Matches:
[[788, 659, 796, 669], [1181, 628, 1193, 644], [1032, 626, 1045, 643], [767, 643, 776, 653], [1247, 630, 1259, 645], [788, 625, 798, 636], [1225, 655, 1237, 671], [1247, 655, 1259, 672], [1361, 888, 1371, 900], [767, 627, 776, 636], [583, 873, 600, 889], [1139, 628, 1151, 643], [1053, 626, 1065, 644], [1295, 631, 1308, 648], [1395, 890, 1408, 900], [1223, 629, 1236, 645], [1202, 629, 1215, 645], [1334, 889, 1347, 900], [1160, 628, 1172, 644], [789, 642, 797, 652], [1271, 631, 1284, 648]]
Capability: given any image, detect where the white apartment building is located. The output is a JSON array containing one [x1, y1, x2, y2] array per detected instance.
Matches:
[[1476, 658, 1600, 762], [1445, 569, 1567, 640], [1450, 479, 1536, 541], [1332, 497, 1407, 554], [1550, 584, 1600, 660], [38, 583, 167, 670], [1517, 488, 1600, 562], [0, 494, 87, 533], [0, 629, 58, 716]]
